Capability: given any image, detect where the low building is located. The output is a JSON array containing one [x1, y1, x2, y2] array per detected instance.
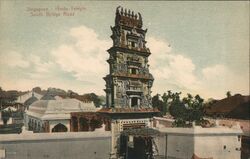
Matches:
[[156, 126, 243, 159], [25, 98, 96, 133], [15, 91, 43, 111], [207, 118, 250, 159], [153, 116, 174, 128]]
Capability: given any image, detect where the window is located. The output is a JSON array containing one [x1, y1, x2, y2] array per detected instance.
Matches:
[[131, 42, 135, 47], [131, 97, 138, 107], [131, 68, 137, 74]]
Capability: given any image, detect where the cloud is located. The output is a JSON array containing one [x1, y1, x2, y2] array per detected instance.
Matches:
[[0, 51, 30, 68], [147, 37, 249, 99], [51, 25, 111, 94], [0, 26, 248, 99], [0, 25, 111, 95], [200, 64, 248, 98], [148, 37, 200, 94]]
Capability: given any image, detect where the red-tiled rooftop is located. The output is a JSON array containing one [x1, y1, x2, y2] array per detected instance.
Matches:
[[205, 94, 250, 119]]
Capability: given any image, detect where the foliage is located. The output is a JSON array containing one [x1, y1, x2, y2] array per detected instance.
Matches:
[[152, 94, 164, 113], [153, 91, 205, 127], [82, 93, 102, 107], [163, 91, 182, 114], [169, 93, 205, 127], [0, 88, 21, 106], [1, 111, 11, 125], [90, 118, 103, 129], [226, 91, 232, 98], [152, 91, 182, 116]]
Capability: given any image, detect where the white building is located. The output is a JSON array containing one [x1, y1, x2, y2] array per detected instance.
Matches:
[[16, 91, 42, 105], [156, 126, 243, 159], [25, 98, 96, 133], [15, 91, 43, 111]]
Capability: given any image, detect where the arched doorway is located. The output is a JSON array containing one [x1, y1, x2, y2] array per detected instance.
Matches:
[[52, 123, 68, 132]]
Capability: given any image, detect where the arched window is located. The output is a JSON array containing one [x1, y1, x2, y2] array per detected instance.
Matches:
[[52, 123, 68, 132]]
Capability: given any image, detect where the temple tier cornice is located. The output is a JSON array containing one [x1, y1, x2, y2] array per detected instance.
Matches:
[[107, 46, 151, 57], [111, 72, 154, 80]]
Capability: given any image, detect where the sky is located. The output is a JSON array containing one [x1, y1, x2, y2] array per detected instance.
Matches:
[[0, 1, 249, 99]]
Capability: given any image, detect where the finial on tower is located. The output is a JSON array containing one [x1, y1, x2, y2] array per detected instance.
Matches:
[[115, 6, 143, 28]]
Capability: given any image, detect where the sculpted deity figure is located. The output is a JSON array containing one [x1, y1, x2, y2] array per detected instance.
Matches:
[[111, 26, 121, 46], [138, 34, 145, 49]]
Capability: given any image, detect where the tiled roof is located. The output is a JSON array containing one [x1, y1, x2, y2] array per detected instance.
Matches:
[[205, 94, 250, 119], [26, 99, 96, 120]]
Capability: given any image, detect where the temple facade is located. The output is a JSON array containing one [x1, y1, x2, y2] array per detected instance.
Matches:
[[101, 6, 159, 159]]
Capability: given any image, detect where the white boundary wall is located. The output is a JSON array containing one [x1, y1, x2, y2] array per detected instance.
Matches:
[[0, 131, 111, 159], [157, 126, 242, 159]]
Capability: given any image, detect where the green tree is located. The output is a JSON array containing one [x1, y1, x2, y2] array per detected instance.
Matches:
[[81, 93, 102, 107], [152, 94, 164, 113], [169, 92, 205, 127], [1, 111, 11, 125]]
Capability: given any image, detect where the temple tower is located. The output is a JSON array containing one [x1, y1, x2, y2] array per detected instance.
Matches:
[[104, 6, 154, 108], [101, 6, 159, 159]]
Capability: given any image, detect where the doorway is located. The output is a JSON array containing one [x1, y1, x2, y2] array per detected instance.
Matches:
[[52, 123, 68, 132], [119, 135, 153, 159]]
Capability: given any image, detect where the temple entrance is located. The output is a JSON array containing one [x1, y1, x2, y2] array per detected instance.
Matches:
[[52, 123, 68, 132], [131, 97, 138, 107], [119, 128, 160, 159], [119, 135, 153, 159]]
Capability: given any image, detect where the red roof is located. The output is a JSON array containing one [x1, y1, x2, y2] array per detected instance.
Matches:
[[205, 94, 250, 119]]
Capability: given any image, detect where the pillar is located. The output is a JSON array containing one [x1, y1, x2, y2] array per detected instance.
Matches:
[[70, 118, 73, 132], [110, 120, 118, 159], [88, 119, 91, 131], [77, 117, 80, 132]]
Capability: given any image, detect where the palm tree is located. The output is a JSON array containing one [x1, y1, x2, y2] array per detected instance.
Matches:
[[226, 91, 232, 98]]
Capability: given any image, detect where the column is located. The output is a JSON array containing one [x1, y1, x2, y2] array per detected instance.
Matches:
[[108, 93, 112, 107], [129, 98, 131, 107], [110, 120, 117, 159], [88, 119, 91, 131], [70, 117, 73, 132], [77, 117, 80, 132]]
